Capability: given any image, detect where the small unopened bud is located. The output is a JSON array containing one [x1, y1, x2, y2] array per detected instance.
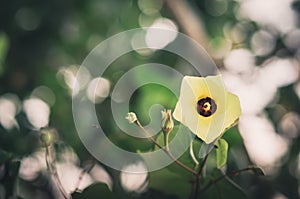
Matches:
[[40, 127, 57, 147], [126, 112, 137, 124], [161, 109, 174, 134]]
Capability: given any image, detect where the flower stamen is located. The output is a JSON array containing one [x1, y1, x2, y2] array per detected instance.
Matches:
[[197, 97, 217, 117]]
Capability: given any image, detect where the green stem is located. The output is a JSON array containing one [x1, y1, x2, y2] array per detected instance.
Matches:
[[192, 152, 210, 199], [135, 120, 197, 175], [164, 133, 169, 151], [189, 140, 199, 170], [198, 151, 209, 177]]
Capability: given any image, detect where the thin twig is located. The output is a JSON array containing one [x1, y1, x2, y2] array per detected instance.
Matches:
[[165, 148, 197, 175], [135, 120, 197, 175], [73, 159, 96, 193], [200, 167, 255, 193], [135, 120, 164, 149], [45, 146, 70, 199]]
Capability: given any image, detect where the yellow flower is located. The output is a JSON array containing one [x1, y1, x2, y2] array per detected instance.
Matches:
[[173, 75, 241, 144]]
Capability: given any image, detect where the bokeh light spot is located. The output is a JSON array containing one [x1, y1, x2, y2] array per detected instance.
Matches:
[[86, 77, 111, 104]]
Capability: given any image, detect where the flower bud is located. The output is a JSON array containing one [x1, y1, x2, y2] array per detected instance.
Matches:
[[126, 112, 137, 124], [161, 109, 174, 134], [40, 127, 57, 147]]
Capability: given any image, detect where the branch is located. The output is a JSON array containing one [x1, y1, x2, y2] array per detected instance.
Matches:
[[198, 152, 209, 178], [73, 159, 96, 193], [191, 152, 210, 199], [200, 167, 257, 193], [135, 120, 197, 175], [165, 0, 208, 48], [45, 146, 70, 199]]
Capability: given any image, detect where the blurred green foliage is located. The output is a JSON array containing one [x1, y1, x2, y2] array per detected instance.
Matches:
[[0, 0, 299, 199]]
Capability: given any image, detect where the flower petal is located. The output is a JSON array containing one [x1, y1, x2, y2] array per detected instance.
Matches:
[[223, 92, 241, 131], [173, 75, 241, 144]]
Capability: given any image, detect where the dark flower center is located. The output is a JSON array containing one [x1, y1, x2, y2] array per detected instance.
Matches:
[[197, 97, 217, 117]]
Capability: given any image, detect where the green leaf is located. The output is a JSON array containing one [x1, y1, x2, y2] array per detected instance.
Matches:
[[148, 168, 192, 199], [72, 183, 116, 199], [247, 165, 265, 176], [202, 169, 248, 199], [216, 139, 228, 169]]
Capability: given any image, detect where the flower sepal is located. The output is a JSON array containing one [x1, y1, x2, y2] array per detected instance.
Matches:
[[161, 109, 174, 135]]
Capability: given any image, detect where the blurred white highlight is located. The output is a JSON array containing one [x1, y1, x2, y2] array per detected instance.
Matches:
[[19, 149, 47, 181], [223, 71, 274, 114], [223, 53, 299, 173], [261, 58, 299, 88], [120, 162, 148, 193], [23, 98, 50, 129], [146, 18, 178, 49], [60, 147, 80, 165], [0, 94, 20, 130], [239, 0, 296, 34], [89, 164, 113, 190], [239, 114, 289, 172], [224, 49, 254, 74], [57, 65, 91, 96], [19, 156, 41, 181], [251, 30, 275, 56], [223, 57, 299, 115], [56, 162, 94, 194], [86, 77, 110, 104], [19, 147, 113, 196]]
